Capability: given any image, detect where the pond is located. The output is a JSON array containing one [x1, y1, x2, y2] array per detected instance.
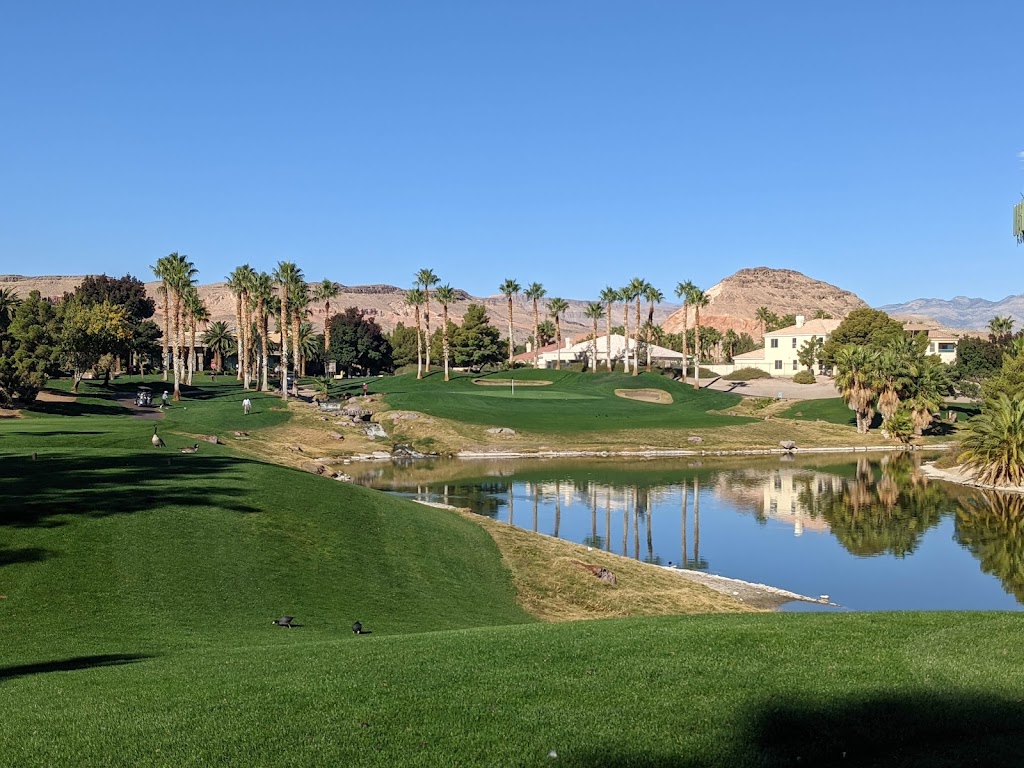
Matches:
[[351, 452, 1024, 612]]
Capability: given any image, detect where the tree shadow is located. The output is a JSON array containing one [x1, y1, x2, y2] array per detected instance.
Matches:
[[740, 690, 1024, 767], [0, 654, 154, 681], [0, 546, 53, 567], [26, 399, 131, 417], [0, 453, 262, 528]]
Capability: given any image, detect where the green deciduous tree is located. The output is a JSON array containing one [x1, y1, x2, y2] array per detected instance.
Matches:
[[0, 290, 59, 405], [452, 304, 502, 369], [58, 299, 131, 392], [326, 307, 393, 376]]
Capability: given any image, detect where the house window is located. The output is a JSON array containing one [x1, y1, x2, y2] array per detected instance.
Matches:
[[792, 338, 797, 348], [770, 338, 779, 348], [929, 343, 935, 353], [938, 343, 956, 353], [774, 360, 783, 370], [793, 360, 799, 370]]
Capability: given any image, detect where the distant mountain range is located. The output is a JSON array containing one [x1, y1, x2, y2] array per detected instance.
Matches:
[[878, 295, 1024, 331]]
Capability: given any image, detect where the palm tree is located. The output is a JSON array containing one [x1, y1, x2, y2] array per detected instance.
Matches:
[[251, 272, 274, 392], [989, 315, 1015, 342], [619, 286, 633, 374], [686, 284, 708, 390], [834, 344, 880, 434], [151, 255, 176, 382], [524, 282, 546, 368], [226, 266, 252, 384], [163, 254, 197, 401], [643, 284, 664, 371], [584, 302, 605, 372], [314, 279, 341, 355], [599, 286, 617, 371], [435, 284, 456, 381], [183, 287, 208, 385], [297, 321, 320, 373], [755, 306, 774, 339], [289, 276, 310, 386], [674, 280, 696, 383], [628, 277, 649, 376], [406, 288, 426, 379], [273, 261, 301, 400], [723, 329, 739, 362], [960, 392, 1024, 486], [547, 297, 569, 371], [499, 278, 521, 365], [202, 321, 235, 373], [415, 268, 440, 373], [0, 287, 22, 328]]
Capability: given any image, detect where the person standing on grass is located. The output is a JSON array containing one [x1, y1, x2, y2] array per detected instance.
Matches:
[[243, 398, 252, 415], [363, 382, 368, 397], [161, 390, 169, 408]]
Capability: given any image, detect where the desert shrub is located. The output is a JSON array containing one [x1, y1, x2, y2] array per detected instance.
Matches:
[[723, 367, 772, 381], [792, 370, 816, 384], [750, 397, 777, 410]]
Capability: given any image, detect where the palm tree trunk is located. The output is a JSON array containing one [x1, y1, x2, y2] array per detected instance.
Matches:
[[324, 300, 332, 355], [415, 306, 423, 379], [162, 285, 170, 382], [633, 298, 641, 376], [681, 302, 689, 383], [693, 307, 702, 391], [279, 292, 288, 401], [188, 319, 196, 386], [442, 306, 450, 381], [236, 294, 245, 383], [622, 303, 630, 374], [292, 313, 300, 396], [606, 302, 613, 371], [172, 294, 182, 400], [555, 317, 562, 370], [532, 300, 540, 368], [260, 308, 270, 392], [507, 297, 514, 365], [592, 316, 599, 372], [424, 292, 432, 373]]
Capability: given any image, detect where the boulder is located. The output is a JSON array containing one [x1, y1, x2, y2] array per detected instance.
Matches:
[[301, 462, 326, 475], [486, 427, 517, 435], [779, 440, 797, 451], [687, 436, 703, 444]]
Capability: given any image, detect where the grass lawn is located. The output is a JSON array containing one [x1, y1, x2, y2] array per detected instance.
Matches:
[[3, 376, 1019, 766], [378, 369, 752, 434]]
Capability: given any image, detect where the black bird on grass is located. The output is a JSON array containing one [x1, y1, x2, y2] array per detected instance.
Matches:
[[272, 616, 296, 628], [352, 621, 370, 634], [151, 426, 165, 448]]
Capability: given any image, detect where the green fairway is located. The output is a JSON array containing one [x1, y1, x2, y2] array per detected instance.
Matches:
[[379, 369, 752, 433], [4, 377, 1022, 766]]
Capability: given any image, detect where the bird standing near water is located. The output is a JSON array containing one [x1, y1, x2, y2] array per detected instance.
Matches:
[[151, 426, 165, 448]]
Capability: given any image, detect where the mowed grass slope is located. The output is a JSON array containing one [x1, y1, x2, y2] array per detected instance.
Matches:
[[379, 369, 752, 433], [4, 378, 1024, 766]]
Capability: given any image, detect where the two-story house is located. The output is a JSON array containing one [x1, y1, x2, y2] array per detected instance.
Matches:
[[729, 315, 841, 377]]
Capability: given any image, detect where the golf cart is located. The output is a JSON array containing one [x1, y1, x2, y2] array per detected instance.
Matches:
[[135, 386, 153, 407]]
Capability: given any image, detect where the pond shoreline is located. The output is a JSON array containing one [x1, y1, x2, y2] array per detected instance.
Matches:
[[455, 443, 954, 460], [921, 461, 1024, 495]]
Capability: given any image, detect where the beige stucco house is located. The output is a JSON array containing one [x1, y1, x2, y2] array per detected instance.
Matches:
[[729, 316, 841, 377]]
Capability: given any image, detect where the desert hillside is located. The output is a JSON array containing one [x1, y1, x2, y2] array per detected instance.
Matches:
[[662, 267, 868, 339]]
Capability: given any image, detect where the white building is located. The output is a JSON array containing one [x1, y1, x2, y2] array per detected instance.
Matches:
[[729, 316, 841, 377], [513, 333, 687, 370]]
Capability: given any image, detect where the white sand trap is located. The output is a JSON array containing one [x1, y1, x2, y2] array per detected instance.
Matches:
[[35, 390, 77, 403], [473, 378, 553, 387], [615, 388, 673, 404]]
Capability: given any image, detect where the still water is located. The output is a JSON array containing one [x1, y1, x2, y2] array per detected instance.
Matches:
[[352, 452, 1024, 612]]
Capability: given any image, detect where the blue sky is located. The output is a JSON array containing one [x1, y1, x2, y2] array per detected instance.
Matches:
[[2, 2, 1022, 307]]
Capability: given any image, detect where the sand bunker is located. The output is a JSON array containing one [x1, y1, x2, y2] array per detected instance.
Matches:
[[614, 388, 673, 404], [35, 390, 77, 403], [473, 378, 552, 387]]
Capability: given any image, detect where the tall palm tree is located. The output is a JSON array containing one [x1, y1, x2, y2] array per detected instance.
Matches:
[[584, 302, 605, 372], [619, 286, 633, 375], [499, 278, 521, 365], [151, 254, 176, 382], [226, 266, 251, 383], [250, 272, 274, 392], [524, 282, 546, 368], [599, 286, 617, 371], [163, 253, 197, 401], [628, 277, 649, 376], [989, 315, 1015, 342], [273, 261, 301, 400], [289, 276, 310, 386], [435, 284, 456, 381], [202, 321, 235, 373], [686, 284, 708, 390], [406, 288, 426, 379], [415, 268, 439, 373], [643, 284, 664, 371], [674, 280, 696, 383], [314, 279, 340, 355], [183, 287, 208, 385], [547, 297, 569, 371]]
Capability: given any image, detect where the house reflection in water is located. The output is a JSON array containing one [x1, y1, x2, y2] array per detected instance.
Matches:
[[714, 468, 838, 536]]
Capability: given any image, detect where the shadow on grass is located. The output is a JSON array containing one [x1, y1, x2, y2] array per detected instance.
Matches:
[[0, 453, 261, 528], [0, 654, 154, 682], [0, 546, 53, 567], [570, 691, 1024, 767], [27, 399, 130, 418]]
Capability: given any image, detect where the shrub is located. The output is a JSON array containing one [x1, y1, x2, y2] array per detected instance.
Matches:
[[792, 370, 816, 385], [723, 367, 772, 381]]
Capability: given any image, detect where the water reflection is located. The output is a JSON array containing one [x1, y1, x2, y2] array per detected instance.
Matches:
[[356, 453, 1024, 610]]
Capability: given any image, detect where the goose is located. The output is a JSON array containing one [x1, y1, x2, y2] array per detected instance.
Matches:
[[179, 444, 200, 454], [151, 426, 165, 448]]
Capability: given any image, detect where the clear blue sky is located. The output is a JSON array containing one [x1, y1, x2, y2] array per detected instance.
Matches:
[[2, 2, 1022, 307]]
